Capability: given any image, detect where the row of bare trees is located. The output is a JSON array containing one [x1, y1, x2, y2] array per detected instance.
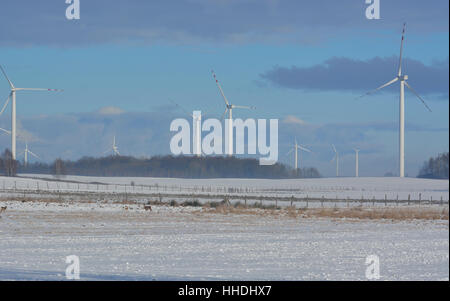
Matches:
[[0, 149, 17, 176], [0, 148, 66, 178]]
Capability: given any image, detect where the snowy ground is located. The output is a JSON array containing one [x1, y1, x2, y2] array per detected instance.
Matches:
[[0, 200, 448, 281], [1, 175, 448, 203]]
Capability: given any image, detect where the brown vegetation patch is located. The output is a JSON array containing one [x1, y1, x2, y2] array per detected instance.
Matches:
[[204, 205, 449, 221]]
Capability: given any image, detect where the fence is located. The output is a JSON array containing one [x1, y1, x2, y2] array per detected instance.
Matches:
[[0, 178, 448, 208]]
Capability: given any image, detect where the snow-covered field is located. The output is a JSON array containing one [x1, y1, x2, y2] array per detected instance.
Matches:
[[3, 174, 449, 202], [0, 175, 448, 280], [0, 200, 448, 281]]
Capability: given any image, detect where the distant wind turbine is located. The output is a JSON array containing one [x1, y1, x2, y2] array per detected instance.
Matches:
[[286, 139, 312, 171], [104, 136, 120, 156], [19, 142, 40, 166], [212, 71, 255, 156], [331, 144, 339, 177], [354, 148, 360, 177], [0, 65, 63, 160], [356, 23, 432, 178]]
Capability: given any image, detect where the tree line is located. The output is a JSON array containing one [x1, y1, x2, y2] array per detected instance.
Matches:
[[417, 152, 449, 179], [1, 150, 321, 179]]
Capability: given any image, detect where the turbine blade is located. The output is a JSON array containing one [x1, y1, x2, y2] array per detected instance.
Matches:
[[220, 108, 228, 121], [286, 148, 294, 156], [212, 70, 230, 106], [232, 105, 255, 110], [332, 144, 337, 153], [0, 93, 11, 116], [0, 65, 14, 89], [0, 127, 11, 135], [170, 99, 194, 118], [28, 150, 40, 159], [404, 82, 432, 112], [398, 23, 406, 76], [17, 88, 63, 92], [298, 145, 312, 153], [356, 78, 398, 99]]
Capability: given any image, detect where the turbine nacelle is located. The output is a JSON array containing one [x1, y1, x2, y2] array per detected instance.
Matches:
[[398, 75, 408, 81]]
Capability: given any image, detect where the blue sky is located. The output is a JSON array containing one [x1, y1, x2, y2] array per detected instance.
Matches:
[[0, 0, 448, 177]]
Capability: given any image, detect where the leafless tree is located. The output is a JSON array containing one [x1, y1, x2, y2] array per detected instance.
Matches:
[[1, 149, 17, 177]]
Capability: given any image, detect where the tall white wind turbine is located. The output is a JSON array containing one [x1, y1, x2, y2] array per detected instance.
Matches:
[[103, 136, 120, 156], [19, 142, 40, 166], [331, 144, 339, 177], [357, 23, 432, 178], [354, 148, 360, 177], [212, 71, 255, 156], [0, 65, 63, 160], [287, 139, 312, 170]]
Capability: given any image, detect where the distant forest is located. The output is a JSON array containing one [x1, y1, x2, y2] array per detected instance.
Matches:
[[10, 154, 321, 179], [417, 152, 449, 179]]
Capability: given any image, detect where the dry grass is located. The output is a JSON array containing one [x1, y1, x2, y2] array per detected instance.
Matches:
[[298, 207, 448, 221], [203, 205, 449, 221], [2, 196, 448, 221]]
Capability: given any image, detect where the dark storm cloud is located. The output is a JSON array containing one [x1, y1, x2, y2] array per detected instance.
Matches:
[[260, 57, 449, 96], [0, 0, 448, 47]]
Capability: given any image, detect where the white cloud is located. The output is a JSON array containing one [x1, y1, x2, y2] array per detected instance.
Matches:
[[282, 115, 307, 125], [97, 106, 125, 115]]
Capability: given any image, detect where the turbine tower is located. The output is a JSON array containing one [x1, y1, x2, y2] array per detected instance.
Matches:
[[104, 136, 120, 156], [354, 148, 360, 177], [331, 144, 339, 177], [0, 65, 62, 160], [19, 142, 40, 166], [287, 139, 312, 170], [357, 23, 432, 178], [212, 71, 255, 156]]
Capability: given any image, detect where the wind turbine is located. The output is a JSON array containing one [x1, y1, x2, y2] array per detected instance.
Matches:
[[19, 142, 40, 166], [104, 136, 120, 156], [354, 148, 360, 177], [357, 23, 432, 178], [0, 65, 63, 160], [331, 144, 339, 177], [212, 71, 255, 156], [287, 139, 312, 171]]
